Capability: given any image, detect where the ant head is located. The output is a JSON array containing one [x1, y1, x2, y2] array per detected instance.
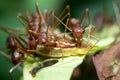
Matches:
[[12, 50, 24, 65], [38, 32, 47, 45], [6, 35, 17, 51], [71, 19, 85, 41], [73, 27, 85, 41]]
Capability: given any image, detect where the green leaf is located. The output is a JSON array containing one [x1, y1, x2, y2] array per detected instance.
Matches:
[[23, 56, 85, 80]]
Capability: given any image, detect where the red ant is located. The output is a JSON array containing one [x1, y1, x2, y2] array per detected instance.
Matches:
[[53, 5, 98, 48]]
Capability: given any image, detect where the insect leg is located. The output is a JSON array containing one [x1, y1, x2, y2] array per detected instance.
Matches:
[[0, 50, 11, 60], [54, 15, 72, 32], [9, 61, 23, 80], [18, 34, 28, 46], [17, 15, 28, 30], [84, 25, 95, 45], [80, 8, 90, 27], [53, 5, 71, 30], [35, 2, 48, 32]]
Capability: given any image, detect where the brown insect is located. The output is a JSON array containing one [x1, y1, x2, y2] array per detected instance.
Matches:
[[53, 5, 97, 48]]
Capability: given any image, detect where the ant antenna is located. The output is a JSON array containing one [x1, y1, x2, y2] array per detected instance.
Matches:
[[35, 2, 48, 32]]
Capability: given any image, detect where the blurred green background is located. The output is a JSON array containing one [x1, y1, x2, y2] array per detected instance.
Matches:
[[0, 0, 114, 80]]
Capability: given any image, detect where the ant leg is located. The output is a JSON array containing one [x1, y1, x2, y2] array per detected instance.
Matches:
[[0, 50, 11, 60], [9, 61, 23, 80], [62, 18, 71, 42], [0, 26, 23, 34], [27, 49, 38, 53], [53, 5, 71, 30], [26, 11, 32, 22], [63, 24, 67, 41], [84, 25, 95, 45], [17, 14, 33, 35], [46, 27, 52, 55], [17, 15, 28, 30], [84, 31, 99, 55], [54, 15, 72, 32], [80, 8, 90, 27], [18, 34, 28, 46], [35, 2, 48, 32], [57, 40, 64, 60], [47, 11, 56, 29], [30, 59, 58, 77], [87, 35, 99, 55], [13, 35, 26, 49]]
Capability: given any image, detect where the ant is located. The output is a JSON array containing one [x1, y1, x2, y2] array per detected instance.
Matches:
[[53, 5, 98, 48]]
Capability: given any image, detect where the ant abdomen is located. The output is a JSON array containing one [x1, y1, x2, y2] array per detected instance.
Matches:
[[6, 35, 17, 51], [71, 18, 80, 27], [11, 50, 24, 65]]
